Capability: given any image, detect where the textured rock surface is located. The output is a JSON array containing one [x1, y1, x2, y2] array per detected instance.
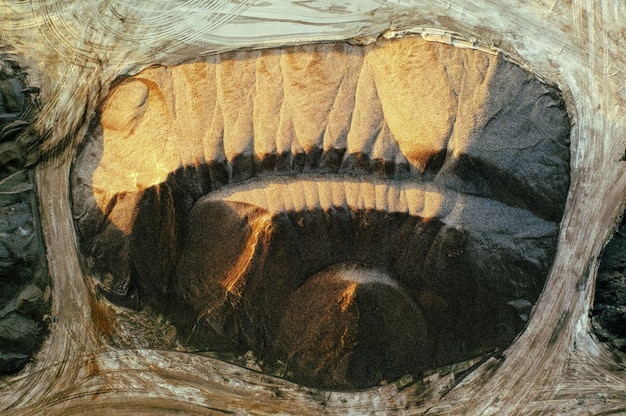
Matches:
[[1, 0, 624, 414], [593, 218, 626, 357], [0, 58, 48, 375], [71, 36, 569, 389], [79, 37, 569, 222]]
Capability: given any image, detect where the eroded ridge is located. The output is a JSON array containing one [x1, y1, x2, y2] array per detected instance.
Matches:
[[71, 36, 570, 389]]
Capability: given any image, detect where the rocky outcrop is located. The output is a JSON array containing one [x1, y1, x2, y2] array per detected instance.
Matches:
[[71, 36, 570, 389], [0, 58, 48, 374], [593, 217, 626, 356]]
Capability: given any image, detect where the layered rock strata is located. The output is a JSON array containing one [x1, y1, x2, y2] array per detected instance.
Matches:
[[71, 36, 570, 389]]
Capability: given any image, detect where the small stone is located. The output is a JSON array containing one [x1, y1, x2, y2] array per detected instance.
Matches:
[[164, 326, 177, 347], [611, 338, 626, 350], [0, 211, 30, 233], [15, 284, 43, 316], [0, 312, 39, 353], [43, 285, 51, 304], [0, 350, 29, 374], [0, 78, 25, 114], [0, 240, 10, 259]]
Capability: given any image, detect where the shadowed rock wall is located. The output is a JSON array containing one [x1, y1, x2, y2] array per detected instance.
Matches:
[[0, 57, 48, 375]]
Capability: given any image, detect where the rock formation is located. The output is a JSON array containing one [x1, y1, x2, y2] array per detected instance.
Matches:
[[0, 58, 48, 375], [70, 37, 569, 389], [0, 1, 625, 414]]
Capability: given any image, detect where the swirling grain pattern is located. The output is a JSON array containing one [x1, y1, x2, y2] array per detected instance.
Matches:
[[0, 0, 624, 414]]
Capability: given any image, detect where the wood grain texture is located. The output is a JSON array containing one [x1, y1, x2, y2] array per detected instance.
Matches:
[[0, 0, 625, 414]]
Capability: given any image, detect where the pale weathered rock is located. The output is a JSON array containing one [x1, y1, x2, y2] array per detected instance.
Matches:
[[2, 0, 625, 414], [15, 284, 43, 316]]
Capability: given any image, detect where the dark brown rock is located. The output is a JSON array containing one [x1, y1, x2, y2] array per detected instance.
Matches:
[[15, 284, 44, 317], [272, 263, 428, 390]]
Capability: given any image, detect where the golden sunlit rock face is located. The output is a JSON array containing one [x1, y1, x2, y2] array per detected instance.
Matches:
[[71, 36, 570, 389]]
